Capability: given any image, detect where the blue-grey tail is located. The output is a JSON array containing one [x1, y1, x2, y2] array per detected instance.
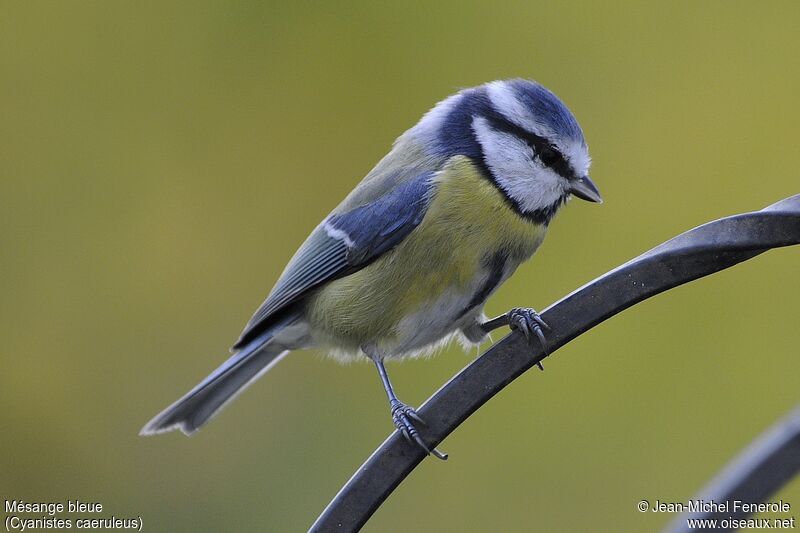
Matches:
[[140, 314, 298, 436]]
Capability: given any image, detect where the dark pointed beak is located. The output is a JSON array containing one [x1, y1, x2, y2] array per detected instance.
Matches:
[[569, 175, 603, 203]]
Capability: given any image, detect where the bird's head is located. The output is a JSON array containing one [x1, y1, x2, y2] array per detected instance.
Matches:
[[412, 79, 601, 224]]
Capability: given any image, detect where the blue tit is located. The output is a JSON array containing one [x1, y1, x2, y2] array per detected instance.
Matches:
[[141, 79, 602, 459]]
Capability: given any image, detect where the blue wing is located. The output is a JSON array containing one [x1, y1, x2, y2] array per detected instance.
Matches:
[[233, 170, 435, 349]]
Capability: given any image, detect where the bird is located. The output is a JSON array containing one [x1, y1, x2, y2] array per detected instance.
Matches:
[[140, 78, 602, 460]]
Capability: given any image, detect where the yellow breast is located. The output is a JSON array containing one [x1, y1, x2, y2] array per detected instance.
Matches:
[[306, 156, 547, 354]]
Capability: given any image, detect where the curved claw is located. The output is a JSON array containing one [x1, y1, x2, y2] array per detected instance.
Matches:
[[517, 319, 532, 340], [508, 308, 549, 369], [532, 324, 548, 356], [410, 431, 432, 454], [532, 314, 550, 331], [390, 402, 447, 460], [406, 409, 427, 426]]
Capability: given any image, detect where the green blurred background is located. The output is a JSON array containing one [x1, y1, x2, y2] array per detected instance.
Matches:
[[2, 1, 799, 531]]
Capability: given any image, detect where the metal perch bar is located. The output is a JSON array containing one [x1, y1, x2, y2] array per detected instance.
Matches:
[[310, 194, 800, 533], [667, 404, 800, 533]]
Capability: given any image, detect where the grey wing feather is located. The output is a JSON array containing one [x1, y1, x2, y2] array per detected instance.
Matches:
[[236, 233, 349, 339], [233, 169, 435, 349]]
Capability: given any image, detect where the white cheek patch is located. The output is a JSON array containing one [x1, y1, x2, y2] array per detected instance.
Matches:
[[472, 116, 567, 214]]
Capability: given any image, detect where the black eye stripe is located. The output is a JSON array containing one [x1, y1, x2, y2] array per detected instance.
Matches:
[[484, 115, 577, 181]]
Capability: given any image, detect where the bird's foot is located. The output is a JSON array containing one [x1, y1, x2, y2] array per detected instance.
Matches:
[[390, 400, 447, 460], [508, 307, 550, 370]]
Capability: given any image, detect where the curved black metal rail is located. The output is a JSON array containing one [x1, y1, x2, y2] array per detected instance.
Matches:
[[310, 194, 800, 533], [668, 404, 800, 533]]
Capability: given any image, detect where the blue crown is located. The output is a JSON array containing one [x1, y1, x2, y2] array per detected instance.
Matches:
[[506, 79, 584, 142]]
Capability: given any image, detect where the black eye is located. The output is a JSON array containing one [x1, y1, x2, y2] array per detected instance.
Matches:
[[538, 146, 560, 166]]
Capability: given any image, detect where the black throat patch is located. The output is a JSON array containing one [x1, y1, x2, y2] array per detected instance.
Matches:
[[456, 250, 509, 320]]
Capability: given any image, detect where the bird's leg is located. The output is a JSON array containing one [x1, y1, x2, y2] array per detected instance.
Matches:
[[481, 308, 550, 370], [367, 350, 447, 460]]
